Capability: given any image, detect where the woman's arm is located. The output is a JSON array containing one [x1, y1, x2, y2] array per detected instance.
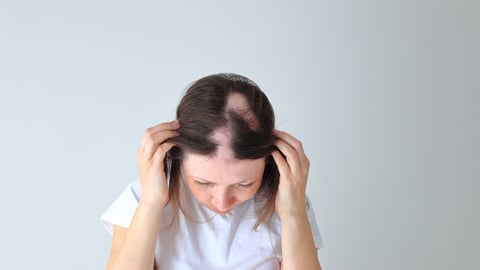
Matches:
[[105, 121, 180, 270], [106, 204, 163, 270], [279, 212, 321, 270], [272, 130, 321, 270]]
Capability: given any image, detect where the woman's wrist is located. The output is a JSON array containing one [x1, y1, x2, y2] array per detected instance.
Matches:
[[279, 210, 309, 227], [138, 198, 166, 213], [277, 200, 309, 222]]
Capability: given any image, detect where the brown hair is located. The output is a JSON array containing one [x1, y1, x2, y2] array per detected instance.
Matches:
[[166, 73, 279, 230]]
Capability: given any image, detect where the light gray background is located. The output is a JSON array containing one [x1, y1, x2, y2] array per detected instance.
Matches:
[[1, 0, 478, 269]]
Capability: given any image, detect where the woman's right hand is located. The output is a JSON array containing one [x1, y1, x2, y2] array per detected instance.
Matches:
[[136, 120, 180, 209]]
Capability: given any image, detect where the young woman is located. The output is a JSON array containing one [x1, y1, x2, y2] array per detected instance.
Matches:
[[101, 73, 323, 270]]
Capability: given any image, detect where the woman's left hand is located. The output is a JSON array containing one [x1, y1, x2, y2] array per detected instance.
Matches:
[[271, 130, 310, 220]]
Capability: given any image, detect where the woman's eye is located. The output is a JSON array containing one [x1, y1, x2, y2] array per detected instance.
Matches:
[[238, 183, 254, 188], [195, 181, 211, 186]]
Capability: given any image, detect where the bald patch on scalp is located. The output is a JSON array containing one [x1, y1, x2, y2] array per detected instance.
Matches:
[[225, 92, 259, 130], [208, 128, 236, 161]]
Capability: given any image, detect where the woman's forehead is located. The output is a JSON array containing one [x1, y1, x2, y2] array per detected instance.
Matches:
[[182, 151, 265, 183], [183, 150, 265, 168]]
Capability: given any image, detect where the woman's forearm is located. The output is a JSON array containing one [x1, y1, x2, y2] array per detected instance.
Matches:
[[281, 211, 321, 270], [107, 201, 163, 270]]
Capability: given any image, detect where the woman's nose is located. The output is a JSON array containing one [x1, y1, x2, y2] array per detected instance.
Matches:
[[212, 189, 235, 212]]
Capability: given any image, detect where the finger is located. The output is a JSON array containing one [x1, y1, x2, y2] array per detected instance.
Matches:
[[271, 150, 291, 178], [140, 120, 180, 149], [151, 141, 176, 170], [145, 129, 180, 148], [140, 130, 179, 161], [275, 139, 301, 173], [149, 120, 180, 134], [274, 130, 309, 170], [273, 130, 305, 153]]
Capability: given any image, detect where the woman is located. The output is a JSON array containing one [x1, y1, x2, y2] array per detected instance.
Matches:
[[101, 73, 323, 270]]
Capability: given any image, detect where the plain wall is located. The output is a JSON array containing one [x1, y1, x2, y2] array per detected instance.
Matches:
[[1, 0, 478, 269]]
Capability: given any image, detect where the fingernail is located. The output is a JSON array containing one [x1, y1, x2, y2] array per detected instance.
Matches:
[[172, 120, 180, 127]]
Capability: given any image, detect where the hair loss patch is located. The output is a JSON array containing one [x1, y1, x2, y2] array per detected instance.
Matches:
[[225, 92, 259, 130]]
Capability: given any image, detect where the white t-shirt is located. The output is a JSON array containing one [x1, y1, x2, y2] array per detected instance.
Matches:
[[101, 180, 323, 270]]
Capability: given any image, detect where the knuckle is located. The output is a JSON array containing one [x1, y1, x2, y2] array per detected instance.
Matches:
[[144, 127, 154, 136], [143, 136, 154, 146], [294, 140, 303, 149], [158, 143, 171, 153]]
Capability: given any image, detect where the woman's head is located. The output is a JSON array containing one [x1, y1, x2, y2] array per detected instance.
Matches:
[[173, 73, 276, 158], [167, 73, 279, 228]]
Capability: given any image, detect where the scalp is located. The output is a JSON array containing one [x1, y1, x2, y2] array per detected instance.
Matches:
[[225, 92, 259, 131]]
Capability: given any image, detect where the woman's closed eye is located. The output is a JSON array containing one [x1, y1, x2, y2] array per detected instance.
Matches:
[[194, 180, 254, 189], [195, 180, 212, 186], [237, 182, 254, 188]]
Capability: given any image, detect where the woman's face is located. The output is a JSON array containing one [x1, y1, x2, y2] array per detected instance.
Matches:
[[182, 149, 266, 215]]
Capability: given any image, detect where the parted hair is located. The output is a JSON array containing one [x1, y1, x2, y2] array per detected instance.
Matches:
[[166, 73, 279, 229]]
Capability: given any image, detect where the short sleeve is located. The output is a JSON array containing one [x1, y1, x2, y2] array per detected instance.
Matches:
[[305, 195, 325, 250], [100, 180, 141, 235]]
